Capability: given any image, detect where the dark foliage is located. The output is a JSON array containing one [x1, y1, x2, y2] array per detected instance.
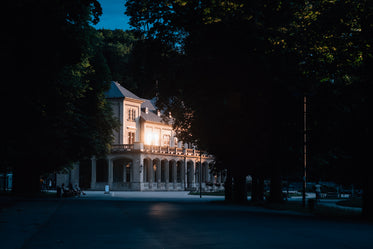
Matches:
[[124, 0, 373, 218], [1, 0, 119, 193]]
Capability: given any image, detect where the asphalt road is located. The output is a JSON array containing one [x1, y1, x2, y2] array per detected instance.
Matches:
[[1, 193, 373, 249]]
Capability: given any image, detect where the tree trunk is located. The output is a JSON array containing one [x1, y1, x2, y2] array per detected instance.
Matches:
[[233, 174, 247, 203], [224, 168, 233, 201], [252, 174, 265, 202], [362, 177, 373, 220], [257, 175, 264, 201], [270, 174, 283, 202], [251, 174, 258, 202]]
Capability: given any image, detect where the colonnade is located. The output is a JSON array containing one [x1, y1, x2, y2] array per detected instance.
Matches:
[[89, 154, 224, 191]]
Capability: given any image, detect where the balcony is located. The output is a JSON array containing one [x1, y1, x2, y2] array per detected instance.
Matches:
[[110, 143, 213, 158], [111, 144, 134, 152]]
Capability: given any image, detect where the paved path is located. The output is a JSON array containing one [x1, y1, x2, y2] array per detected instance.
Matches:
[[1, 192, 372, 249], [86, 190, 225, 201]]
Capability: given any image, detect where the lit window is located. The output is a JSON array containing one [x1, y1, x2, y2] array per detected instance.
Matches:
[[145, 132, 153, 145], [145, 130, 160, 146], [153, 133, 159, 146], [128, 132, 135, 144], [163, 135, 170, 146]]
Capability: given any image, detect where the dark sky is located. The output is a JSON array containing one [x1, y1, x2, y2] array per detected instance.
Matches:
[[93, 0, 131, 30]]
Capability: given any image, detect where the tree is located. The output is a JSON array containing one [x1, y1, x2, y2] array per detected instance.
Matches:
[[125, 0, 303, 203], [287, 0, 373, 219], [2, 0, 119, 194], [125, 0, 372, 217], [97, 29, 138, 91]]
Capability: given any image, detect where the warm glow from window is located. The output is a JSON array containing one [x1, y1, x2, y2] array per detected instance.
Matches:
[[145, 131, 160, 145], [146, 133, 153, 145], [153, 133, 159, 146]]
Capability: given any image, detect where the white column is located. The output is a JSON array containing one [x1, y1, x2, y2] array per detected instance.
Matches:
[[192, 161, 196, 188], [135, 115, 141, 142], [90, 156, 96, 189], [139, 158, 144, 184], [132, 158, 142, 191], [156, 162, 161, 184], [149, 161, 153, 183], [143, 160, 147, 183], [183, 157, 187, 189], [71, 162, 80, 187]]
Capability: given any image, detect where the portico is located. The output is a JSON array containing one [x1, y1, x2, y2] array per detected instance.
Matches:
[[89, 145, 221, 191]]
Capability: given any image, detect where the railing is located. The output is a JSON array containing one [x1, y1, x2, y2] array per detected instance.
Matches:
[[186, 149, 194, 155], [111, 143, 212, 158], [111, 144, 134, 152]]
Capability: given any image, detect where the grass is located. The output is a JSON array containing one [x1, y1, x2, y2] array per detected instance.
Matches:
[[211, 198, 365, 221], [264, 200, 362, 219], [190, 191, 363, 219], [336, 198, 363, 208]]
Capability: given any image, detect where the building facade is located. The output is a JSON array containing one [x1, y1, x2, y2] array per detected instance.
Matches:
[[63, 82, 224, 191]]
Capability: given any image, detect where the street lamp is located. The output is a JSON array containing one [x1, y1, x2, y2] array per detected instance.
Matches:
[[303, 95, 307, 207], [200, 151, 202, 198]]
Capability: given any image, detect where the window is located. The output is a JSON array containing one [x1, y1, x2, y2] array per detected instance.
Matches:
[[163, 135, 170, 147], [128, 132, 135, 144], [128, 108, 136, 121]]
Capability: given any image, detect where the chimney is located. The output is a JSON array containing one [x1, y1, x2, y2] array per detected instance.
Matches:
[[145, 107, 149, 114], [157, 110, 161, 117], [169, 112, 172, 118]]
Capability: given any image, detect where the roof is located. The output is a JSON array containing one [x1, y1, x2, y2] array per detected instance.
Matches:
[[141, 98, 173, 125], [105, 81, 143, 101], [105, 82, 173, 125], [141, 98, 157, 112]]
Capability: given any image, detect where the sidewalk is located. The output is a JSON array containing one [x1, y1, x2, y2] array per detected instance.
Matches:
[[83, 190, 225, 202], [288, 193, 362, 213], [85, 191, 362, 212]]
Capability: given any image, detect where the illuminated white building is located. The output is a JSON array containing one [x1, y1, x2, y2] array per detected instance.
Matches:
[[76, 82, 221, 191]]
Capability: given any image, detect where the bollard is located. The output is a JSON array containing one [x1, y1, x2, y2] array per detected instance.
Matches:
[[104, 185, 110, 194]]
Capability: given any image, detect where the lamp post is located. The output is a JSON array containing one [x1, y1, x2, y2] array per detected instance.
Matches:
[[183, 145, 187, 190], [302, 95, 307, 207], [200, 151, 202, 198]]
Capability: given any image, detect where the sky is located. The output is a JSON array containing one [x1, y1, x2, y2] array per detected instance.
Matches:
[[93, 0, 131, 30]]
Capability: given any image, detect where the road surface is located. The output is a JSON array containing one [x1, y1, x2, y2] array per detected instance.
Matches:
[[1, 192, 372, 249]]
